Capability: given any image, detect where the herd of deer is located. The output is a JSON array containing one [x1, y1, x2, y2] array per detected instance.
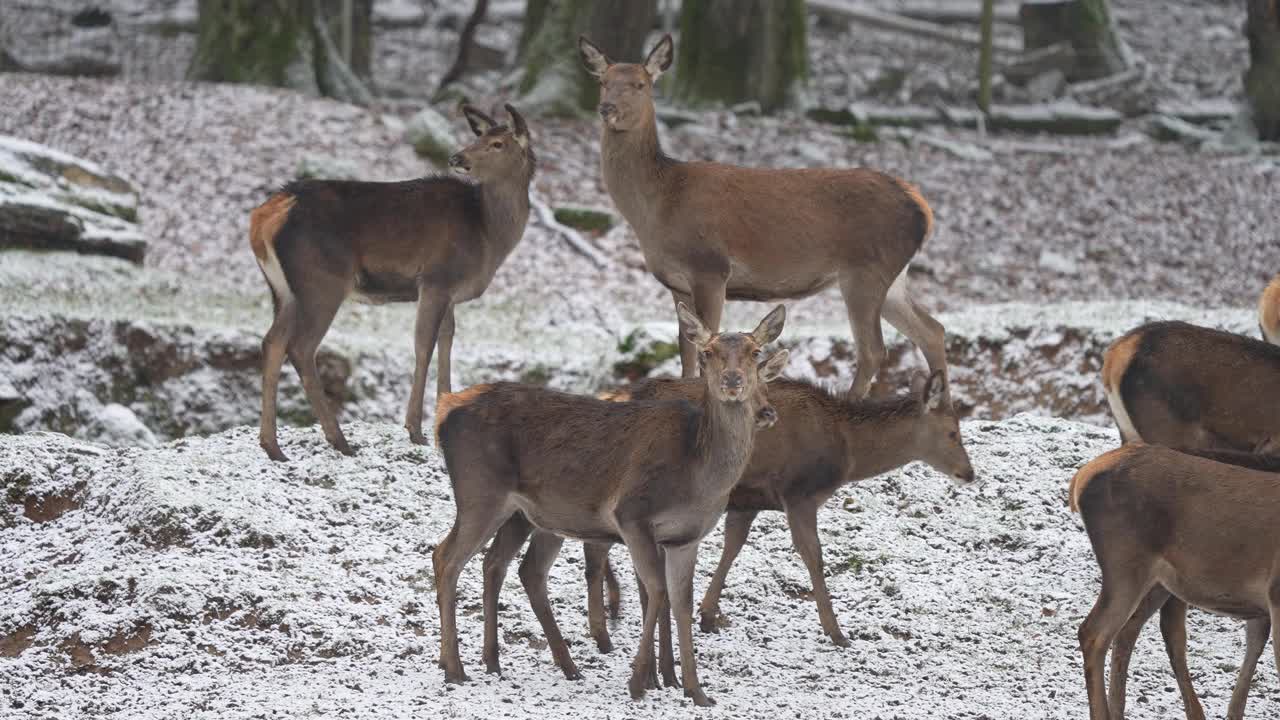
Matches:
[[244, 31, 1280, 717]]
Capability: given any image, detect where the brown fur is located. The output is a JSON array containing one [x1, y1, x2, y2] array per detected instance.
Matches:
[[253, 104, 535, 461], [248, 194, 295, 264], [433, 307, 788, 707], [580, 34, 948, 399], [1261, 273, 1280, 344], [434, 383, 495, 443], [1101, 320, 1280, 454], [501, 371, 972, 669], [1074, 444, 1280, 720]]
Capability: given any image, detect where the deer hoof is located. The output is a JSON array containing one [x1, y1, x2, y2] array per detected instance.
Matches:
[[594, 634, 613, 654], [562, 665, 583, 681], [262, 443, 289, 462], [829, 632, 851, 648], [698, 613, 720, 634], [628, 673, 649, 700], [407, 430, 428, 446], [332, 438, 356, 456], [443, 667, 469, 685], [661, 670, 682, 689], [686, 687, 716, 707], [484, 658, 502, 676]]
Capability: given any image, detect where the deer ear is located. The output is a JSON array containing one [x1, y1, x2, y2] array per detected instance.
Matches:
[[759, 349, 789, 382], [644, 34, 674, 81], [923, 370, 947, 412], [579, 35, 611, 79], [676, 302, 712, 347], [462, 104, 496, 136], [751, 304, 786, 345], [504, 103, 529, 148]]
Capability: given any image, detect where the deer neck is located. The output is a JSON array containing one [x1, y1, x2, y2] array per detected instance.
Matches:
[[693, 392, 757, 498], [599, 113, 671, 236], [478, 173, 531, 256], [842, 409, 924, 481]]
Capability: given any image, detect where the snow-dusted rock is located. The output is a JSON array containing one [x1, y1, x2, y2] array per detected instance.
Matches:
[[404, 106, 461, 166], [85, 402, 157, 448]]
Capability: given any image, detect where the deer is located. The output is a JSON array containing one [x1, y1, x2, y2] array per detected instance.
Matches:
[[249, 103, 534, 461], [578, 34, 948, 400], [431, 303, 790, 707], [1261, 274, 1280, 345], [1101, 320, 1280, 454], [1071, 444, 1280, 720], [1096, 318, 1280, 720]]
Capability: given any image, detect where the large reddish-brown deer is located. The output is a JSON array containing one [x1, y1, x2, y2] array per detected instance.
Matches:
[[568, 370, 974, 657], [432, 304, 790, 707], [250, 104, 535, 461], [1101, 320, 1280, 453], [1261, 274, 1280, 344], [579, 34, 947, 399], [1070, 444, 1280, 720]]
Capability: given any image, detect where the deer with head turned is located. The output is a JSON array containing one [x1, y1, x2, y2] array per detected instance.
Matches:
[[250, 103, 534, 461], [1071, 445, 1280, 720], [1096, 316, 1280, 720], [488, 370, 971, 680], [432, 304, 790, 707], [1261, 274, 1280, 345], [579, 34, 948, 399]]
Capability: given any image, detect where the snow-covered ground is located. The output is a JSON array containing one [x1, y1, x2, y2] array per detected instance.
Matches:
[[3, 417, 1278, 720]]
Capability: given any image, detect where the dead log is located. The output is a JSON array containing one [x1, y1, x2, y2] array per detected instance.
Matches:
[[807, 0, 1022, 56]]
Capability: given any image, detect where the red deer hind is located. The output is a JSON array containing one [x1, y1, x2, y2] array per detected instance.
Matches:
[[580, 34, 948, 399], [250, 104, 535, 461]]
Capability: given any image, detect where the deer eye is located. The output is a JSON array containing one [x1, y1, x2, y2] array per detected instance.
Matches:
[[633, 82, 645, 90], [752, 349, 764, 360], [948, 431, 959, 441], [490, 141, 504, 150]]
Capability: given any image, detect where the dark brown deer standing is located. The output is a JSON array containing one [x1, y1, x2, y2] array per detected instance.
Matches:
[[250, 104, 534, 461], [579, 34, 948, 399], [1071, 444, 1280, 720], [1098, 319, 1280, 720], [575, 371, 974, 654], [1261, 274, 1280, 345], [432, 304, 790, 707]]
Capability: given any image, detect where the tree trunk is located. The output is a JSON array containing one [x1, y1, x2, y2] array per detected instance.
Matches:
[[673, 0, 807, 113], [1245, 0, 1280, 141], [978, 0, 995, 113], [1018, 0, 1127, 81], [518, 0, 657, 116], [188, 0, 372, 104]]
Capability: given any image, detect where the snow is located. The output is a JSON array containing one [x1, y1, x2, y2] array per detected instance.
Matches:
[[2, 417, 1278, 719]]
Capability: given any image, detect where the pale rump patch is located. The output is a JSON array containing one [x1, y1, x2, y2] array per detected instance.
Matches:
[[1260, 275, 1280, 345], [896, 179, 934, 242], [250, 194, 297, 304], [1101, 332, 1142, 443], [1069, 445, 1140, 512], [434, 384, 495, 443]]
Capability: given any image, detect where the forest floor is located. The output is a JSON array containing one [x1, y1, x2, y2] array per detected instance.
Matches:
[[1, 1, 1277, 719]]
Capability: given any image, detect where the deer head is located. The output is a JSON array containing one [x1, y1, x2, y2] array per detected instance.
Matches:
[[908, 371, 975, 485], [579, 34, 673, 133], [676, 303, 788, 405], [448, 103, 534, 182]]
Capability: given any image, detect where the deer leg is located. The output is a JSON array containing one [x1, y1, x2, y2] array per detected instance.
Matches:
[[584, 542, 615, 653], [605, 554, 621, 620], [406, 287, 450, 445], [617, 525, 667, 701], [259, 295, 296, 461], [656, 545, 680, 689], [632, 568, 661, 689], [666, 542, 714, 707], [1079, 569, 1154, 720], [785, 501, 848, 647], [698, 509, 758, 633], [1226, 616, 1270, 720], [1158, 597, 1207, 720], [880, 270, 948, 388], [519, 530, 580, 680], [433, 508, 513, 685], [839, 274, 889, 400], [1106, 587, 1173, 720], [672, 290, 697, 379], [435, 304, 456, 399], [287, 288, 351, 455], [691, 277, 726, 340], [481, 513, 532, 676]]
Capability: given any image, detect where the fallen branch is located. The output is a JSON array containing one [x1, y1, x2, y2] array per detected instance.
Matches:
[[1067, 66, 1144, 105], [531, 195, 608, 269], [807, 0, 1022, 56]]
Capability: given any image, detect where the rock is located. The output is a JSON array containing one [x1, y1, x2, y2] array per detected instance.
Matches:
[[1025, 69, 1067, 103], [404, 106, 460, 166], [552, 205, 615, 234], [0, 136, 145, 263], [296, 155, 363, 181], [374, 0, 428, 28], [86, 402, 158, 448], [19, 28, 120, 78]]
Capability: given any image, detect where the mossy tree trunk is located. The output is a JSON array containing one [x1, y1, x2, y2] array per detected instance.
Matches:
[[188, 0, 372, 105], [1245, 0, 1280, 140], [1019, 0, 1128, 81], [672, 0, 807, 113], [518, 0, 657, 116]]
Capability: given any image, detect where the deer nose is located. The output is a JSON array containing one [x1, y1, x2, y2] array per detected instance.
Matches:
[[956, 468, 976, 484], [598, 102, 617, 119], [722, 371, 744, 390]]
